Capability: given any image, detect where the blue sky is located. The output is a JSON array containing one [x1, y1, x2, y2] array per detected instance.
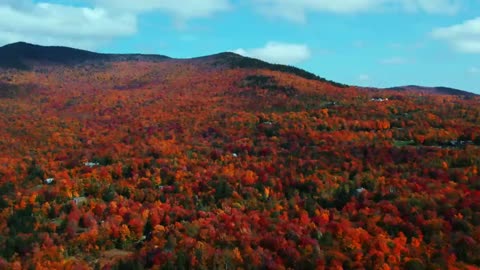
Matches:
[[1, 0, 479, 92]]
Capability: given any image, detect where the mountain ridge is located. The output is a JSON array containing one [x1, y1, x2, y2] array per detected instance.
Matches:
[[0, 41, 170, 70], [0, 42, 349, 88], [386, 85, 476, 97], [0, 41, 476, 96]]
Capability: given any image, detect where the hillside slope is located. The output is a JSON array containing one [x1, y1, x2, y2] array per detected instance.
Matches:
[[0, 42, 479, 269], [1, 42, 476, 96]]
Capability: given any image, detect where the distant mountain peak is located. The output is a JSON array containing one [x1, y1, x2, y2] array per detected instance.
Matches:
[[204, 51, 349, 88], [0, 41, 104, 69], [0, 41, 169, 70], [2, 41, 31, 47], [387, 85, 477, 97], [210, 52, 243, 58]]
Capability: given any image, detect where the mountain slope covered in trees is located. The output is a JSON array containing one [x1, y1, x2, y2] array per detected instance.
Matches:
[[0, 42, 479, 269]]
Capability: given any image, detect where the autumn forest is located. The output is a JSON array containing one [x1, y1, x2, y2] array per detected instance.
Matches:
[[0, 43, 480, 269]]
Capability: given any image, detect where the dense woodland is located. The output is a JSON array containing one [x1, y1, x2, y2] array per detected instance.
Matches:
[[0, 57, 480, 270]]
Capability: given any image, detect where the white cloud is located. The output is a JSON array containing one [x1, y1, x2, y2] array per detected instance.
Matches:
[[0, 0, 231, 49], [0, 1, 134, 49], [358, 74, 370, 81], [253, 0, 460, 23], [232, 42, 311, 65], [431, 17, 480, 53], [380, 56, 408, 64], [95, 0, 231, 19]]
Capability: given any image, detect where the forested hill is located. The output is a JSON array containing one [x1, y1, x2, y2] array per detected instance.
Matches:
[[0, 41, 479, 269]]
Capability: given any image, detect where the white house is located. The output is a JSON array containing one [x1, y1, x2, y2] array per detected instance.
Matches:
[[73, 197, 87, 206], [356, 187, 366, 194], [44, 178, 54, 184], [84, 162, 100, 168]]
